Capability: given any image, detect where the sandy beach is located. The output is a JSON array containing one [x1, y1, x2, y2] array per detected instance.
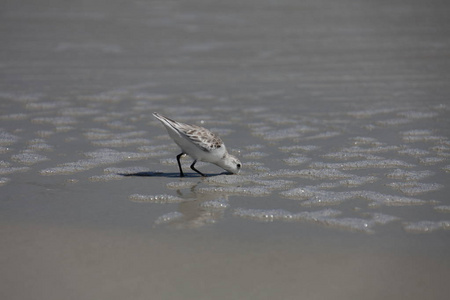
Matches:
[[1, 0, 450, 299]]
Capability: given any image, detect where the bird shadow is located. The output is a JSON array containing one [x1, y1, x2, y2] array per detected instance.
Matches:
[[118, 171, 227, 178]]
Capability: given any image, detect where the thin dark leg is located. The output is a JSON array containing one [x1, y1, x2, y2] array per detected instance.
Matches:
[[190, 160, 206, 177], [176, 153, 185, 177]]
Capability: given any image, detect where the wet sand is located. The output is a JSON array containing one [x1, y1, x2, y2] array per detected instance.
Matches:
[[2, 222, 449, 300], [1, 0, 450, 299]]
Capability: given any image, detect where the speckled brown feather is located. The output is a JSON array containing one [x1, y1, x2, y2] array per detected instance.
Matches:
[[154, 113, 223, 152], [177, 124, 223, 152]]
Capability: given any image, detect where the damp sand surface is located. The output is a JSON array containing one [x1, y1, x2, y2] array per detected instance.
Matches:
[[1, 0, 450, 299]]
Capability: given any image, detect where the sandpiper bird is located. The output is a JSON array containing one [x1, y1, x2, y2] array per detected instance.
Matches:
[[153, 112, 241, 177]]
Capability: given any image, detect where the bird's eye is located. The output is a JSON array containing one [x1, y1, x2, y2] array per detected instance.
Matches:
[[237, 164, 241, 169]]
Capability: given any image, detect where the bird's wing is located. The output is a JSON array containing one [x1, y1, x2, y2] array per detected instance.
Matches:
[[153, 113, 223, 152], [180, 125, 223, 152]]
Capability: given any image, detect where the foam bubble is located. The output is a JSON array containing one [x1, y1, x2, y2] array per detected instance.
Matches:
[[432, 104, 450, 111], [351, 137, 382, 146], [282, 156, 310, 165], [244, 144, 265, 151], [199, 198, 229, 209], [40, 149, 153, 175], [0, 131, 19, 146], [305, 131, 341, 140], [323, 151, 383, 160], [0, 161, 10, 168], [282, 187, 343, 203], [386, 169, 434, 180], [398, 148, 430, 157], [418, 157, 446, 165], [319, 217, 374, 233], [91, 138, 151, 147], [348, 108, 397, 118], [338, 176, 377, 187], [402, 129, 433, 136], [242, 151, 268, 159], [316, 182, 341, 189], [431, 145, 450, 154], [154, 212, 184, 225], [0, 113, 28, 121], [103, 166, 149, 174], [88, 149, 151, 161], [84, 130, 147, 140], [106, 120, 135, 130], [89, 173, 123, 182], [26, 101, 69, 110], [133, 93, 170, 101], [234, 207, 398, 233], [128, 194, 184, 203], [242, 162, 270, 172], [280, 186, 320, 200], [252, 179, 294, 190], [159, 158, 178, 165], [281, 188, 428, 207], [233, 208, 296, 222], [387, 182, 444, 196], [203, 174, 292, 192], [299, 191, 356, 206], [264, 169, 354, 179], [403, 221, 450, 233], [369, 213, 400, 225], [28, 137, 51, 146], [363, 124, 377, 130], [337, 145, 400, 154], [0, 166, 30, 175], [359, 191, 427, 207], [60, 107, 100, 116], [376, 118, 411, 126], [252, 125, 317, 141], [0, 147, 10, 154], [27, 139, 53, 151], [79, 91, 124, 102], [32, 117, 77, 125], [233, 208, 341, 222], [434, 206, 450, 213], [436, 152, 450, 158], [40, 165, 89, 175], [11, 152, 49, 165], [0, 92, 42, 102], [196, 186, 271, 197], [0, 177, 10, 186], [398, 111, 438, 119], [83, 129, 113, 140], [401, 130, 447, 143], [278, 145, 319, 152], [55, 126, 75, 132], [203, 174, 253, 185], [311, 159, 414, 170], [166, 181, 199, 189], [137, 144, 173, 153], [318, 213, 399, 233]]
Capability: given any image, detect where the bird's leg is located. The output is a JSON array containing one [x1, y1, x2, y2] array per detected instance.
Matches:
[[176, 153, 185, 177], [190, 160, 206, 177]]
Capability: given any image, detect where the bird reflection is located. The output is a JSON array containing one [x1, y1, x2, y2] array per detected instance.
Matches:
[[153, 182, 230, 229]]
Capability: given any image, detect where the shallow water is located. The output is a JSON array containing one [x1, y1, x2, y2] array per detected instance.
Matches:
[[1, 0, 450, 299]]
